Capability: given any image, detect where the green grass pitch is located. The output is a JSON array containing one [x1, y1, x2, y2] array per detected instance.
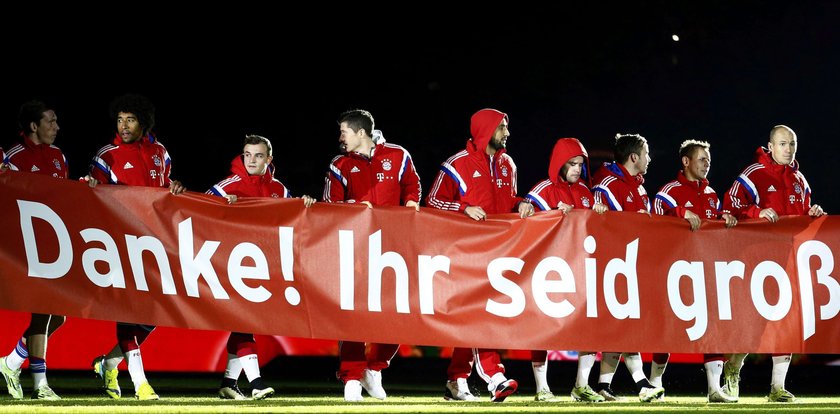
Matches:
[[2, 373, 839, 414]]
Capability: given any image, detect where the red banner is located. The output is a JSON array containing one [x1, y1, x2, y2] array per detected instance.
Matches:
[[2, 172, 839, 354]]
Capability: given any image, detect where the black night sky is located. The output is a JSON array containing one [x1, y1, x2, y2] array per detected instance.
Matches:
[[3, 2, 840, 212]]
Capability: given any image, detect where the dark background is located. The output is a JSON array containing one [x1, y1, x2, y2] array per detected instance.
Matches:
[[3, 2, 839, 211]]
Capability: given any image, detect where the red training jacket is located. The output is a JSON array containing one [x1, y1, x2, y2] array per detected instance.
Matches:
[[654, 170, 722, 219], [723, 147, 813, 218], [207, 156, 290, 199], [592, 162, 650, 212], [89, 133, 172, 187], [323, 136, 421, 206], [4, 135, 68, 179]]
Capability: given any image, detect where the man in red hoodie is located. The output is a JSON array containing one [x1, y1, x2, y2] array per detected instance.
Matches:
[[591, 133, 665, 403], [89, 94, 186, 401], [526, 137, 607, 403], [653, 139, 738, 403], [527, 138, 606, 215], [721, 125, 824, 403], [427, 108, 532, 402], [0, 100, 90, 401], [323, 109, 421, 402], [207, 134, 315, 400]]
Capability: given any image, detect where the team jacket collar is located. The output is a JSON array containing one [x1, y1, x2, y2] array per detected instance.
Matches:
[[466, 138, 507, 162], [755, 146, 799, 174], [347, 142, 383, 162], [111, 133, 157, 147], [606, 161, 644, 186], [20, 132, 52, 150], [229, 155, 274, 184], [676, 170, 708, 191]]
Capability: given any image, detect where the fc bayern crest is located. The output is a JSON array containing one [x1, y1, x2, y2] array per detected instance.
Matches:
[[582, 197, 591, 208], [709, 199, 716, 208], [501, 166, 509, 177], [793, 183, 802, 194], [152, 154, 162, 167], [52, 158, 61, 169], [382, 159, 392, 171]]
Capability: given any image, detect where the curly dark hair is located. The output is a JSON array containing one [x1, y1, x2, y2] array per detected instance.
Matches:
[[110, 94, 155, 134]]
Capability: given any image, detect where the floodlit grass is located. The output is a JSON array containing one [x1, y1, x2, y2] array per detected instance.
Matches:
[[3, 395, 840, 413], [3, 368, 840, 413]]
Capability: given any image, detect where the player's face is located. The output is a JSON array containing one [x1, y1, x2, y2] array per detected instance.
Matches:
[[683, 148, 710, 181], [117, 112, 144, 144], [563, 156, 585, 183], [339, 122, 364, 154], [33, 110, 59, 145], [490, 118, 510, 151], [769, 134, 797, 165], [243, 143, 271, 176], [636, 143, 651, 175]]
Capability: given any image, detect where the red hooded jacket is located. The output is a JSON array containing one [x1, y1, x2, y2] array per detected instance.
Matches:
[[723, 146, 813, 218], [207, 156, 290, 199], [427, 108, 523, 214], [526, 138, 594, 211]]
